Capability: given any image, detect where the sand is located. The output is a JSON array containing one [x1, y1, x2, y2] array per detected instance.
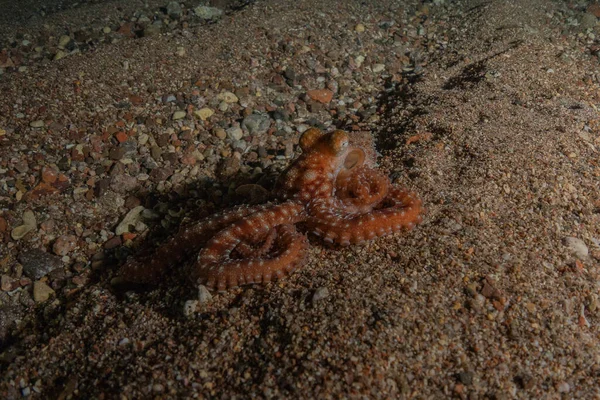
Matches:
[[1, 0, 599, 398]]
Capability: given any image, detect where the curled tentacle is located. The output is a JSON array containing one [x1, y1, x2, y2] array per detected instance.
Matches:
[[191, 202, 308, 291], [119, 203, 272, 284], [307, 184, 424, 246], [334, 166, 390, 214]]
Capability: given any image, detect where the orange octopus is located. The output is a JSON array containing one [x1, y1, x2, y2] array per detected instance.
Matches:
[[119, 128, 424, 291]]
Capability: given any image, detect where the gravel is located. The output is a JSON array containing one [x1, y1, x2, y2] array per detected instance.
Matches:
[[0, 0, 599, 398]]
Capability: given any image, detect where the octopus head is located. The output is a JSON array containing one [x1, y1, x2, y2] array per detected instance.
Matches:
[[300, 128, 366, 173]]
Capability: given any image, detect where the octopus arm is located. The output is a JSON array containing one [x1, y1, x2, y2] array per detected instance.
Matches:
[[307, 186, 423, 246], [192, 201, 308, 291], [118, 203, 271, 284]]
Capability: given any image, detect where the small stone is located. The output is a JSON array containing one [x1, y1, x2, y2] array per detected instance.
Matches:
[[166, 1, 182, 19], [217, 91, 238, 103], [173, 110, 186, 120], [104, 236, 122, 249], [556, 381, 570, 393], [116, 206, 145, 235], [198, 285, 213, 303], [242, 114, 271, 135], [30, 120, 44, 128], [183, 300, 198, 316], [33, 281, 54, 303], [226, 126, 244, 141], [355, 23, 365, 32], [110, 174, 138, 193], [307, 89, 333, 104], [312, 287, 329, 303], [194, 6, 223, 20], [19, 249, 63, 280], [216, 157, 241, 179], [41, 166, 58, 183], [11, 225, 34, 240], [458, 371, 473, 385], [372, 63, 385, 73], [54, 50, 67, 61], [52, 235, 78, 256], [563, 237, 588, 259], [214, 128, 227, 140], [58, 35, 71, 49], [194, 108, 214, 121]]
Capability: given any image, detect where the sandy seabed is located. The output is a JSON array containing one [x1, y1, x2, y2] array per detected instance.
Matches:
[[1, 0, 600, 398]]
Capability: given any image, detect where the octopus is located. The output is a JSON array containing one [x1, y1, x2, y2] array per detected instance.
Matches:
[[119, 128, 424, 291]]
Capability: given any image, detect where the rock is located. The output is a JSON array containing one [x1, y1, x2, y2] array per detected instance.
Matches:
[[198, 285, 212, 303], [307, 89, 333, 104], [54, 50, 67, 61], [563, 237, 588, 259], [11, 225, 33, 240], [18, 249, 63, 280], [110, 174, 138, 193], [372, 63, 385, 73], [41, 166, 58, 183], [166, 1, 182, 19], [33, 281, 54, 303], [580, 13, 598, 31], [217, 157, 241, 179], [116, 206, 145, 235], [11, 210, 37, 240], [556, 381, 570, 393], [183, 300, 198, 316], [226, 126, 244, 141], [52, 235, 78, 256], [144, 22, 162, 37], [173, 110, 186, 120], [58, 35, 71, 49], [194, 108, 214, 121], [194, 6, 223, 20], [30, 120, 44, 128], [214, 127, 227, 140], [242, 114, 271, 135], [312, 287, 330, 303], [217, 91, 238, 103]]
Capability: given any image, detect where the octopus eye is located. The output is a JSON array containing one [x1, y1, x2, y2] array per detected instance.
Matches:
[[330, 130, 350, 155]]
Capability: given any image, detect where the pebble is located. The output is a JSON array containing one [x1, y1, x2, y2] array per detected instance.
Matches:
[[194, 108, 214, 121], [307, 89, 333, 104], [214, 127, 227, 140], [312, 287, 330, 303], [30, 120, 44, 128], [52, 235, 78, 256], [54, 51, 67, 61], [116, 206, 146, 235], [242, 114, 271, 135], [198, 285, 213, 303], [110, 174, 138, 193], [33, 281, 54, 303], [11, 210, 37, 240], [563, 237, 588, 259], [217, 91, 238, 103], [172, 110, 186, 120], [166, 1, 182, 19], [58, 35, 71, 49], [18, 249, 63, 280], [194, 6, 223, 20], [556, 381, 570, 393], [183, 300, 198, 316], [226, 126, 244, 141]]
